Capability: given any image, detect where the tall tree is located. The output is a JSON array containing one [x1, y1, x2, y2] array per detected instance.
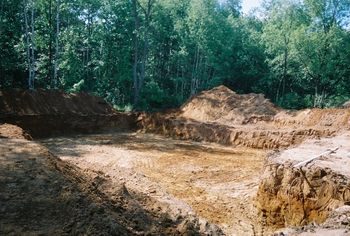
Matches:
[[131, 0, 155, 107], [53, 0, 60, 88], [23, 0, 36, 89]]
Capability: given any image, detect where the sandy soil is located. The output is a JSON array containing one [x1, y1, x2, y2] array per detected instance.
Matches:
[[273, 131, 350, 177], [1, 129, 224, 235], [41, 132, 268, 235], [256, 132, 350, 235]]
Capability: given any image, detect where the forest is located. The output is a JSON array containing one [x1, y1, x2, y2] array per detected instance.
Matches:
[[0, 0, 350, 110]]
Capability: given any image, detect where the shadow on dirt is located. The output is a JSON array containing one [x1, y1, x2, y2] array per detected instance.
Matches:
[[0, 139, 203, 235], [40, 132, 245, 159]]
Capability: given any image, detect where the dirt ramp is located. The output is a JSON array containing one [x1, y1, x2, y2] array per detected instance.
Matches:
[[256, 133, 350, 228], [0, 90, 137, 137], [180, 85, 280, 125]]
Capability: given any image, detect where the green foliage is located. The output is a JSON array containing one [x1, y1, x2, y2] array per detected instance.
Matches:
[[0, 0, 349, 110]]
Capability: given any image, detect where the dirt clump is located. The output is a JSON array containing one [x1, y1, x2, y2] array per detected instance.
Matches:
[[0, 123, 32, 140], [1, 127, 220, 235], [180, 85, 280, 125], [256, 132, 350, 230]]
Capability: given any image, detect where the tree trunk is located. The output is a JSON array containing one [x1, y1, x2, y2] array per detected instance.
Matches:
[[281, 46, 288, 104], [48, 0, 53, 86], [30, 0, 35, 89], [138, 0, 153, 93], [53, 0, 60, 89], [132, 0, 153, 107], [24, 0, 35, 90], [131, 0, 140, 106], [24, 0, 31, 87], [191, 46, 200, 95], [0, 0, 3, 34]]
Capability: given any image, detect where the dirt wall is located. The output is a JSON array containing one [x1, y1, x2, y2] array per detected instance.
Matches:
[[256, 163, 350, 228], [0, 89, 115, 115], [0, 90, 138, 137], [3, 113, 137, 138], [256, 134, 350, 229], [138, 113, 336, 149], [138, 86, 349, 150]]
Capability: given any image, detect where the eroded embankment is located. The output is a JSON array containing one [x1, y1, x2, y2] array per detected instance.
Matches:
[[0, 89, 137, 138], [138, 113, 337, 149], [137, 85, 350, 233], [256, 133, 350, 231], [138, 86, 350, 149]]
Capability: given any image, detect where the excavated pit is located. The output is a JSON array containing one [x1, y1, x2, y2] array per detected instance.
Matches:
[[1, 87, 350, 235], [0, 125, 224, 235], [40, 132, 268, 235]]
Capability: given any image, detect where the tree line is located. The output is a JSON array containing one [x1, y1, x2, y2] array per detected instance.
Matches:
[[0, 0, 349, 110]]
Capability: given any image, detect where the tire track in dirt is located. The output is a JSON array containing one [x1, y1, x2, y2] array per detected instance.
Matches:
[[41, 132, 268, 235]]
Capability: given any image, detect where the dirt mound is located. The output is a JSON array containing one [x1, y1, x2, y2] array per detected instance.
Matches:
[[0, 89, 115, 116], [0, 123, 32, 140], [0, 89, 137, 138], [139, 86, 350, 150], [0, 136, 220, 235], [180, 85, 280, 125]]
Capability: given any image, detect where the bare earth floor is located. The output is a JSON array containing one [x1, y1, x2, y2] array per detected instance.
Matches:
[[41, 132, 268, 235]]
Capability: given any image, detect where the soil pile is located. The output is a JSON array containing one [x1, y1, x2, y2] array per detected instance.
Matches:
[[0, 89, 115, 116], [0, 123, 32, 140], [180, 85, 280, 125], [0, 125, 220, 235], [139, 86, 349, 149], [0, 90, 137, 137]]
